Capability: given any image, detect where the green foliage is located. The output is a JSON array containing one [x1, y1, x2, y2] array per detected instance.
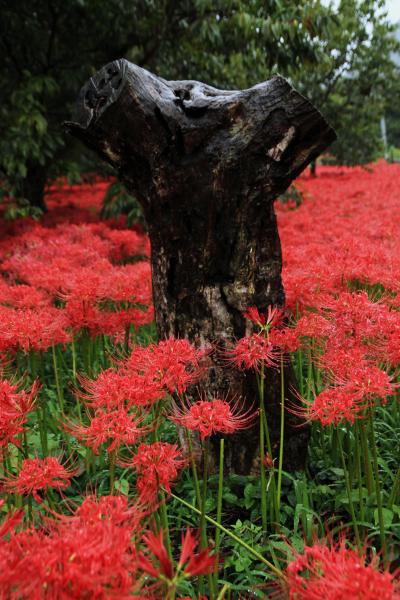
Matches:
[[290, 0, 399, 165], [101, 181, 145, 228], [0, 0, 398, 213]]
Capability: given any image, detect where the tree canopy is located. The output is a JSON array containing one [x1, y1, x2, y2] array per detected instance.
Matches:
[[0, 0, 398, 209]]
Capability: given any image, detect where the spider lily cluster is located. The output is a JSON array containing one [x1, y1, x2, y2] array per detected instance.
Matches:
[[0, 164, 399, 597]]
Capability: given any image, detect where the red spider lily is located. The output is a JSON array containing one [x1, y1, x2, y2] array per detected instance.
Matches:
[[170, 396, 256, 440], [0, 494, 141, 598], [293, 312, 333, 341], [263, 453, 274, 469], [64, 406, 151, 454], [228, 334, 278, 371], [244, 305, 285, 330], [137, 528, 216, 582], [292, 385, 366, 427], [126, 338, 208, 395], [269, 326, 301, 353], [77, 368, 164, 410], [122, 442, 186, 503], [0, 280, 50, 309], [0, 509, 23, 538], [54, 493, 147, 535], [0, 378, 38, 450], [4, 456, 76, 503], [284, 538, 399, 599], [244, 306, 267, 327]]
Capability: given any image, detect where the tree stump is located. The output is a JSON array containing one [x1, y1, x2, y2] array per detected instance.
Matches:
[[66, 59, 336, 473]]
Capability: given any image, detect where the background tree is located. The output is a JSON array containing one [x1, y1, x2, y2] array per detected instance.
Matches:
[[1, 0, 397, 211], [288, 0, 399, 170], [0, 0, 334, 212]]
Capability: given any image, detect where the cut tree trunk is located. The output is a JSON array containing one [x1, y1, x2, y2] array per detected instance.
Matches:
[[21, 163, 48, 212], [66, 59, 336, 474]]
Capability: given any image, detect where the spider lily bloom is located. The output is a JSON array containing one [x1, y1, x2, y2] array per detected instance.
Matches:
[[126, 338, 208, 395], [284, 539, 399, 600], [341, 364, 396, 403], [121, 442, 186, 504], [137, 528, 216, 588], [77, 369, 164, 410], [64, 406, 151, 454], [56, 493, 147, 534], [170, 396, 256, 440], [228, 334, 279, 372], [263, 453, 274, 470], [4, 456, 76, 503], [0, 495, 140, 598], [0, 378, 38, 450], [269, 326, 301, 353], [291, 385, 365, 427], [244, 305, 285, 331], [0, 508, 24, 538]]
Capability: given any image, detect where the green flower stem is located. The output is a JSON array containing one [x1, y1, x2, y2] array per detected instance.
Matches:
[[199, 439, 211, 596], [71, 339, 77, 384], [214, 438, 225, 592], [297, 348, 304, 396], [257, 366, 278, 526], [306, 349, 313, 403], [159, 488, 173, 561], [257, 364, 268, 534], [186, 431, 201, 509], [30, 351, 48, 456], [354, 422, 365, 525], [85, 447, 94, 476], [368, 402, 387, 565], [109, 449, 116, 494], [388, 466, 400, 509], [51, 345, 64, 414], [217, 583, 230, 600], [169, 491, 283, 580], [276, 354, 285, 518], [27, 495, 33, 524], [359, 420, 374, 494], [124, 325, 130, 353], [336, 430, 361, 550], [200, 439, 210, 548]]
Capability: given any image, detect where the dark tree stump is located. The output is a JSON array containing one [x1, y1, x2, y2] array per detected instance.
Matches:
[[66, 59, 336, 474]]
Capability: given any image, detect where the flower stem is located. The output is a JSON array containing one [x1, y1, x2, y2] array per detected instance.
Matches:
[[52, 345, 64, 414], [199, 439, 211, 596], [170, 491, 283, 579], [214, 438, 224, 592], [388, 466, 400, 509], [109, 449, 116, 494], [71, 338, 77, 384], [159, 488, 173, 561], [354, 422, 365, 527], [276, 353, 285, 519], [187, 431, 201, 508], [258, 365, 268, 533], [367, 402, 387, 564], [359, 420, 374, 494], [336, 429, 361, 550]]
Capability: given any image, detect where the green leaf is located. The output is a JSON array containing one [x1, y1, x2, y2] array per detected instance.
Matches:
[[234, 554, 252, 572], [114, 479, 129, 496], [374, 508, 393, 528]]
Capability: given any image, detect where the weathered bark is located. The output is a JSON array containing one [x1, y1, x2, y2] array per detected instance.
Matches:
[[21, 163, 48, 212], [310, 160, 317, 177], [66, 59, 336, 473]]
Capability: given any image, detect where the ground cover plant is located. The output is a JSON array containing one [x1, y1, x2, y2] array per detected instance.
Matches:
[[0, 161, 399, 598]]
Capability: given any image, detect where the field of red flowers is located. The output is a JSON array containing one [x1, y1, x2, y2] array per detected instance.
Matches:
[[0, 161, 399, 598]]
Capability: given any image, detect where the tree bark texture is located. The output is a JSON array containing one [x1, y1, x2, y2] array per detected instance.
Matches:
[[22, 163, 48, 212], [66, 59, 336, 474]]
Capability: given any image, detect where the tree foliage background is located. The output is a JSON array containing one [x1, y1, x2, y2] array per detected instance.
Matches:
[[0, 0, 398, 209]]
